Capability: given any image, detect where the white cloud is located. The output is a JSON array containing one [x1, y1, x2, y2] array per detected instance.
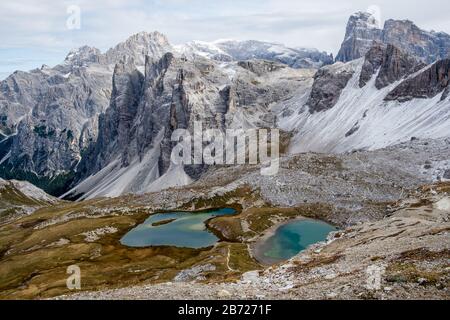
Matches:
[[1, 0, 450, 78]]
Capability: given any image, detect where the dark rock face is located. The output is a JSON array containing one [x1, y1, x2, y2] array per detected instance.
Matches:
[[359, 43, 386, 87], [385, 59, 450, 102], [237, 60, 285, 76], [444, 169, 450, 180], [376, 45, 426, 89], [337, 12, 450, 64], [86, 57, 144, 173], [76, 53, 177, 180], [307, 65, 354, 113], [360, 43, 426, 88]]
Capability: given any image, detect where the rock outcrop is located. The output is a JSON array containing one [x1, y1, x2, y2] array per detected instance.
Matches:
[[277, 54, 450, 154], [385, 59, 450, 102], [0, 178, 58, 223], [237, 60, 286, 76], [306, 63, 354, 113], [444, 170, 450, 180], [359, 43, 426, 88]]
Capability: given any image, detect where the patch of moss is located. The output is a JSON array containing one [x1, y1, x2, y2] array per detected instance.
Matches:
[[227, 243, 261, 272], [385, 262, 444, 286], [0, 207, 210, 299], [207, 216, 245, 242], [245, 204, 334, 234], [291, 254, 342, 273]]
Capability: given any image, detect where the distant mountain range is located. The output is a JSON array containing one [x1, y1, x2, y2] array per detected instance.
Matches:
[[0, 11, 449, 199], [176, 39, 334, 68]]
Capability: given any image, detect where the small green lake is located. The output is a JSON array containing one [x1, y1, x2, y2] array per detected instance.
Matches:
[[255, 219, 338, 265], [120, 208, 236, 249]]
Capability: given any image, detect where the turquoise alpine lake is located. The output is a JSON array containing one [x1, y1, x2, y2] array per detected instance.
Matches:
[[120, 208, 236, 249], [255, 219, 338, 265]]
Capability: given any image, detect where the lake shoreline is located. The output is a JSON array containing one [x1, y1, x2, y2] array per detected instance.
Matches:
[[251, 216, 337, 266], [250, 216, 308, 266], [121, 208, 237, 249]]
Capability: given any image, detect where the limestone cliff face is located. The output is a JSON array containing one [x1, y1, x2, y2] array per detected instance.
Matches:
[[307, 63, 355, 113], [279, 41, 450, 156], [2, 61, 112, 178], [359, 43, 426, 89], [79, 57, 145, 178], [105, 31, 172, 66], [336, 12, 450, 64], [0, 32, 173, 194]]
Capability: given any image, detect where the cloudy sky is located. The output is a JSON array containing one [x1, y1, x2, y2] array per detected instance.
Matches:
[[1, 0, 450, 79]]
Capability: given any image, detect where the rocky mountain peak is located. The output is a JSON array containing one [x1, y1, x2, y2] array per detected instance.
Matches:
[[336, 11, 383, 62], [125, 31, 170, 49], [348, 11, 381, 33], [337, 12, 450, 64], [105, 31, 172, 66], [2, 19, 450, 199], [65, 45, 104, 66]]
